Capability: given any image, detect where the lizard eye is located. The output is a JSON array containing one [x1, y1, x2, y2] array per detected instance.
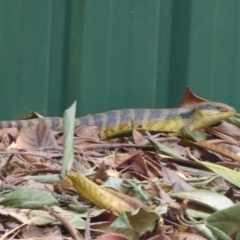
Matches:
[[201, 104, 227, 112], [199, 104, 216, 111], [215, 105, 227, 112]]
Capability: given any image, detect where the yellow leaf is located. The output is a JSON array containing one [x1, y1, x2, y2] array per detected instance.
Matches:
[[68, 171, 148, 214]]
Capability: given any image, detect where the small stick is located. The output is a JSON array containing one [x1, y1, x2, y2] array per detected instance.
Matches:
[[42, 205, 84, 240]]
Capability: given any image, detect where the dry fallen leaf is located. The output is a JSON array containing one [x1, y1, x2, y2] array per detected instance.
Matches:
[[67, 171, 149, 214], [17, 122, 58, 150], [180, 87, 207, 107], [75, 125, 100, 140]]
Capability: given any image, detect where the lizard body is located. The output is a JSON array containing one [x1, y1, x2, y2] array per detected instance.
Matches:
[[0, 102, 235, 139]]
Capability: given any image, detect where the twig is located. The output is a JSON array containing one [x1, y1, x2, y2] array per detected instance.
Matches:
[[84, 143, 153, 150], [0, 151, 60, 163], [0, 222, 28, 240], [42, 205, 84, 240]]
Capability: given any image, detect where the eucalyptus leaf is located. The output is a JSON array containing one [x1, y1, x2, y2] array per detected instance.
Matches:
[[190, 224, 216, 240], [61, 101, 76, 178], [52, 206, 105, 218], [69, 204, 89, 213], [182, 127, 208, 142], [207, 204, 240, 237], [0, 206, 55, 225], [24, 174, 60, 183], [102, 178, 129, 194], [192, 156, 240, 188], [186, 209, 210, 219], [170, 189, 233, 211], [229, 115, 240, 127], [110, 208, 158, 239], [0, 187, 58, 209], [146, 136, 188, 160], [206, 224, 232, 240]]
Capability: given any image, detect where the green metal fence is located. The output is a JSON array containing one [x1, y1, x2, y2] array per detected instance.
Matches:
[[0, 0, 239, 120]]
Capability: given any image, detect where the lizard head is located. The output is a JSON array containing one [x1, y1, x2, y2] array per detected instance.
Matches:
[[190, 102, 236, 131]]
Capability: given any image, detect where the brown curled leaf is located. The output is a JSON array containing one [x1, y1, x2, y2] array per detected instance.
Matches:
[[184, 139, 240, 163], [180, 87, 208, 107]]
